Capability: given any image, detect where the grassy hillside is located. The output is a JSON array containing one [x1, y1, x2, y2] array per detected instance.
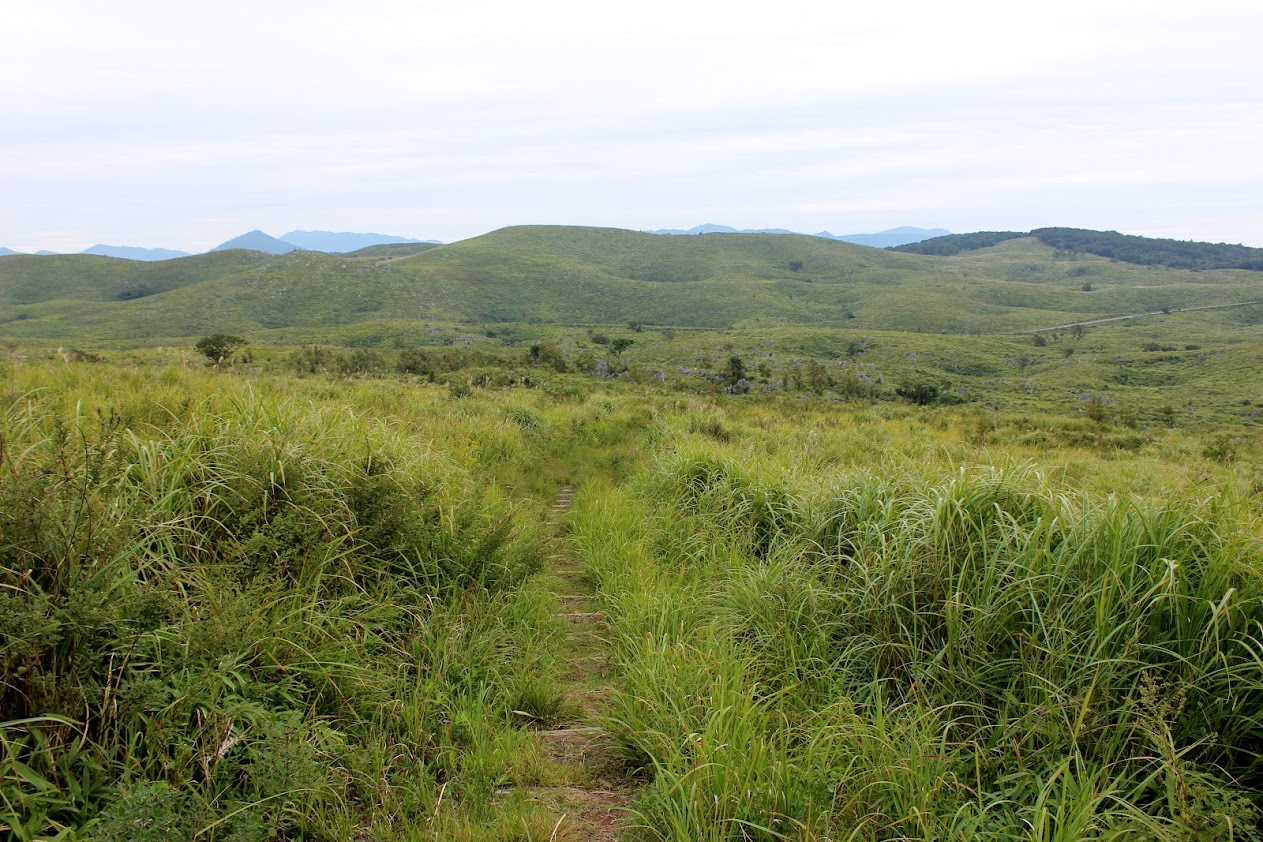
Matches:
[[0, 251, 271, 306], [343, 241, 443, 259], [2, 227, 1262, 343], [897, 226, 1263, 271], [887, 230, 1026, 256]]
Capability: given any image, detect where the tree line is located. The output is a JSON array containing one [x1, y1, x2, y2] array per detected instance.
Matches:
[[892, 227, 1263, 271]]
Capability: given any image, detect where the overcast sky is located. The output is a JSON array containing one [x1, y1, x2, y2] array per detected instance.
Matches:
[[3, 0, 1262, 252]]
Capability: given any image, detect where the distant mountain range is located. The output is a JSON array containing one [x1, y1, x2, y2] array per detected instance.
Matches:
[[209, 230, 298, 255], [2, 247, 59, 256], [645, 224, 950, 248], [0, 230, 440, 261], [2, 225, 941, 261], [82, 244, 192, 261], [279, 230, 439, 253], [819, 226, 952, 248]]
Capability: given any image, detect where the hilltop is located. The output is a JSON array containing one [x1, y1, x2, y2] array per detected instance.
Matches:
[[646, 223, 948, 247], [895, 227, 1263, 271], [210, 230, 297, 254]]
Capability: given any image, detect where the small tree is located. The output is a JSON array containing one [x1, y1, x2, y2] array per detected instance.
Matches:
[[1084, 394, 1110, 426], [806, 360, 833, 395], [340, 348, 384, 376], [530, 342, 568, 372], [195, 333, 246, 368], [292, 344, 340, 374], [397, 348, 432, 376], [610, 337, 634, 359], [837, 370, 872, 400], [896, 380, 940, 405], [725, 355, 746, 385]]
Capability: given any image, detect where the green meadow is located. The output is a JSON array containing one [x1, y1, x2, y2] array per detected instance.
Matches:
[[4, 228, 1263, 341], [3, 226, 1263, 839]]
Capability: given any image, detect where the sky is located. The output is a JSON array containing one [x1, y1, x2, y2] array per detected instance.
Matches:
[[3, 0, 1262, 252]]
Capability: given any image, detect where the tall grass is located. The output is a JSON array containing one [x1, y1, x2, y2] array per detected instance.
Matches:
[[574, 421, 1263, 840], [0, 362, 615, 839]]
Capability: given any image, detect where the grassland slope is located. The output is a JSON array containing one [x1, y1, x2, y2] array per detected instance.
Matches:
[[897, 226, 1263, 271], [2, 226, 1262, 342]]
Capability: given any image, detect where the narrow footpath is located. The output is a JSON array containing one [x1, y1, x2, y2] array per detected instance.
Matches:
[[517, 486, 637, 840]]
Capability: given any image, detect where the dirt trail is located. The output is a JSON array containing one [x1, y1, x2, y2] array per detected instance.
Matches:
[[516, 487, 637, 840], [1029, 298, 1263, 333]]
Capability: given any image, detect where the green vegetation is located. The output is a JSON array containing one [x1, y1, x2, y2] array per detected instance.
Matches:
[[2, 348, 1261, 840], [896, 226, 1263, 272], [567, 402, 1263, 840], [1031, 227, 1263, 271], [5, 222, 1263, 838], [0, 360, 654, 839], [194, 333, 247, 366], [7, 226, 1263, 343], [343, 242, 443, 259], [889, 231, 1026, 256]]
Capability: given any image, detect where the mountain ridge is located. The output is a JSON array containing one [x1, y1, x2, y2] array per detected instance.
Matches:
[[279, 230, 441, 253], [210, 230, 297, 255], [81, 244, 192, 261], [646, 224, 949, 248]]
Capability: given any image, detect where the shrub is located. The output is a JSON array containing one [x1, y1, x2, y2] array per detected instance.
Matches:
[[194, 333, 247, 367]]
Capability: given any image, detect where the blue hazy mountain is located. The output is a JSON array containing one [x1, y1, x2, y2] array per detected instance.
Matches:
[[279, 230, 439, 253], [816, 226, 951, 248], [210, 230, 298, 254], [81, 244, 192, 261], [35, 250, 59, 256], [646, 224, 949, 247], [0, 247, 20, 256]]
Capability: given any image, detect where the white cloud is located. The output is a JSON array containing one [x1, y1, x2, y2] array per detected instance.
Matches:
[[2, 0, 1262, 249]]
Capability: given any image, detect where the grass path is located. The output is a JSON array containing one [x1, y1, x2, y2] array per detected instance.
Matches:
[[515, 486, 638, 840]]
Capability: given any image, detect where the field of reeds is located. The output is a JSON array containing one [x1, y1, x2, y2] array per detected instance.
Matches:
[[3, 356, 1261, 840]]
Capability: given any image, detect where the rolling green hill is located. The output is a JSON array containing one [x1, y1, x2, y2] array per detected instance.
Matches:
[[0, 250, 272, 306], [896, 227, 1263, 271], [2, 225, 1261, 343]]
